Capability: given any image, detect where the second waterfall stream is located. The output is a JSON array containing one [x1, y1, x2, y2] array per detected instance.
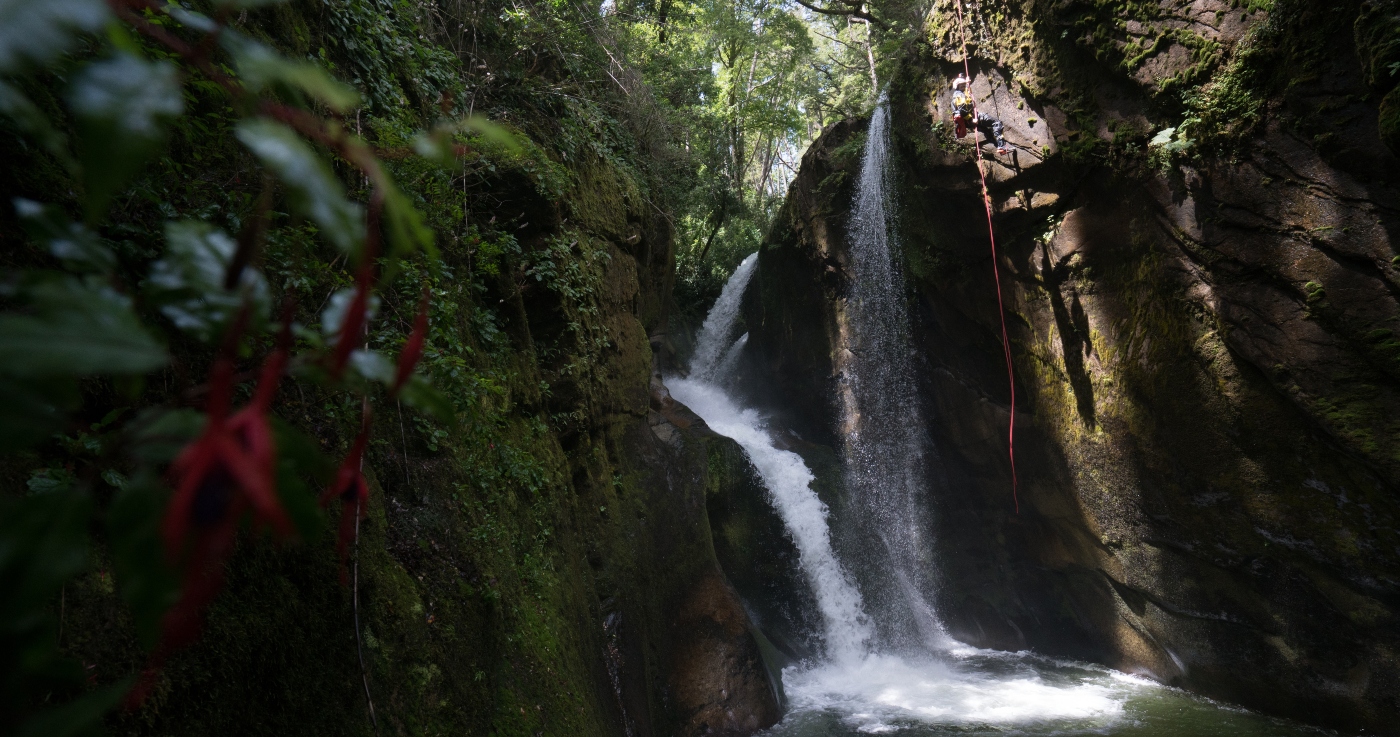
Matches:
[[667, 98, 1330, 736]]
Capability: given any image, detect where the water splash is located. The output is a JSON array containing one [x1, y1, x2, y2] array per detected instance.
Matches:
[[712, 332, 749, 384], [839, 93, 944, 649], [668, 378, 873, 661], [689, 252, 758, 380]]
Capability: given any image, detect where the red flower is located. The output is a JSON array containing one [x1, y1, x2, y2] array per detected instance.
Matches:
[[392, 289, 430, 393], [162, 326, 293, 560], [320, 425, 370, 576], [127, 319, 293, 708]]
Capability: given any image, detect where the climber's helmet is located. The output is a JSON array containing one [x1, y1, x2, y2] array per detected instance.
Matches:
[[952, 74, 970, 92]]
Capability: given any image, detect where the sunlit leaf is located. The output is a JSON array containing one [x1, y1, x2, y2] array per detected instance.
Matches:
[[148, 221, 270, 339], [411, 115, 523, 166], [321, 287, 379, 339], [0, 0, 109, 73], [456, 116, 523, 153], [235, 118, 365, 251], [13, 199, 114, 273], [349, 349, 395, 385], [0, 277, 168, 377], [0, 81, 74, 169], [68, 53, 184, 221], [228, 36, 361, 112], [163, 5, 218, 34]]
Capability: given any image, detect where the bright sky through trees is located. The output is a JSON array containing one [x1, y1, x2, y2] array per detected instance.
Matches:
[[602, 0, 925, 316]]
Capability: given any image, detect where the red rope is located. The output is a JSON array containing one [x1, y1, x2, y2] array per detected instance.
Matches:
[[953, 0, 1018, 513]]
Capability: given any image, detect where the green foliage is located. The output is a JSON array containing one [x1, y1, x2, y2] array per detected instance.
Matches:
[[234, 119, 366, 252], [1381, 86, 1400, 154], [0, 0, 109, 72], [1355, 0, 1400, 91], [149, 221, 271, 338], [0, 481, 134, 737], [69, 53, 184, 221], [228, 36, 362, 113], [1147, 125, 1193, 171], [0, 0, 898, 732], [1176, 36, 1267, 155], [611, 0, 905, 322], [0, 277, 168, 378], [1357, 0, 1400, 155], [0, 0, 470, 732]]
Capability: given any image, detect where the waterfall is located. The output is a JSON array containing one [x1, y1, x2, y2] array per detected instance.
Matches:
[[673, 100, 1315, 737], [712, 332, 748, 384], [688, 252, 758, 380], [669, 254, 873, 662], [839, 93, 945, 649]]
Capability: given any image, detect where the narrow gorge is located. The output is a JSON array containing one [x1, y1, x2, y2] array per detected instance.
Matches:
[[3, 0, 1399, 735]]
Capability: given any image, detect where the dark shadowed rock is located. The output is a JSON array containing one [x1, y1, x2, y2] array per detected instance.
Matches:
[[670, 572, 784, 737]]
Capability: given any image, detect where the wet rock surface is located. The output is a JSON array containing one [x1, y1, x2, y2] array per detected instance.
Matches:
[[670, 572, 785, 737], [743, 0, 1400, 732]]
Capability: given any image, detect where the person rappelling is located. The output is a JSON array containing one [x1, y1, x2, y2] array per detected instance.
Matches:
[[951, 73, 1008, 156]]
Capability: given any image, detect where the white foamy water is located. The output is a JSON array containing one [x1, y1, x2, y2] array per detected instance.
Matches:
[[668, 377, 874, 661], [778, 652, 1130, 734], [769, 648, 1331, 736], [712, 332, 749, 384], [689, 252, 758, 381], [839, 93, 944, 652]]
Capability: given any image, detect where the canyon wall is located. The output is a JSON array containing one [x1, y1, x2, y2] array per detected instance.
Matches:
[[741, 0, 1400, 731]]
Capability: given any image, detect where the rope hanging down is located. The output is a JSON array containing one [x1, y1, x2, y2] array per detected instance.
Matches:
[[953, 0, 1019, 513]]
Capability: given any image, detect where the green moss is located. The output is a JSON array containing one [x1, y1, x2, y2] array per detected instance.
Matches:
[[1355, 0, 1400, 91], [1380, 86, 1400, 155]]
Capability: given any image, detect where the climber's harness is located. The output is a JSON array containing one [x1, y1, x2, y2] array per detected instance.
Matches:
[[952, 89, 974, 138], [952, 89, 974, 119]]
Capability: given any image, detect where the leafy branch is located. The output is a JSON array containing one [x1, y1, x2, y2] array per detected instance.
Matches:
[[789, 0, 889, 31], [0, 0, 516, 732]]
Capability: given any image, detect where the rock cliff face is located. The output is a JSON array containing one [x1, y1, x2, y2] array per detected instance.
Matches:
[[742, 0, 1400, 731]]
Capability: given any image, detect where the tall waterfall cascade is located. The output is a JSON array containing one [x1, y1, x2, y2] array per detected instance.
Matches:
[[838, 93, 945, 650]]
